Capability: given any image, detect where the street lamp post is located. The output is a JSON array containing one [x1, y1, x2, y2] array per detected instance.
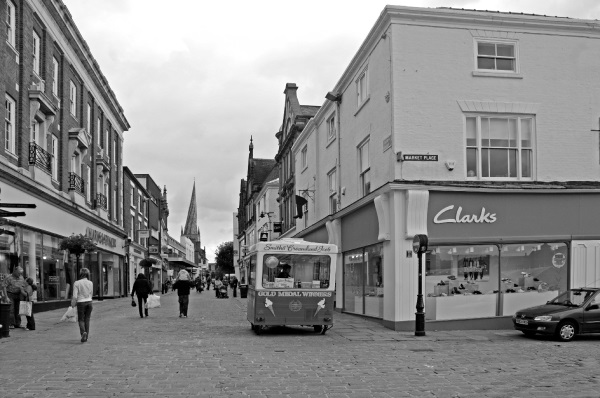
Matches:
[[413, 234, 428, 336], [260, 212, 275, 241]]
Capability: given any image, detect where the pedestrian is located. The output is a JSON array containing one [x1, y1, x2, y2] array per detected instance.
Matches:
[[206, 276, 211, 291], [214, 278, 222, 298], [230, 276, 238, 298], [172, 270, 194, 318], [71, 267, 93, 343], [2, 266, 26, 329], [22, 277, 37, 331], [131, 273, 152, 318]]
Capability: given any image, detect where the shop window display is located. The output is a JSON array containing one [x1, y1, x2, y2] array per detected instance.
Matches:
[[500, 243, 567, 315], [261, 254, 331, 289], [0, 225, 19, 283], [343, 243, 384, 318], [426, 245, 499, 320]]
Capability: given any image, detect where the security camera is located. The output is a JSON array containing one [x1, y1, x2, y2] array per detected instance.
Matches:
[[127, 237, 132, 244], [445, 161, 455, 171]]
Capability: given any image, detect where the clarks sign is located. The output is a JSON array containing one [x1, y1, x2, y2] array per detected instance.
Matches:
[[433, 205, 497, 224]]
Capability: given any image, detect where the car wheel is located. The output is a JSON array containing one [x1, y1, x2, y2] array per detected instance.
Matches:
[[556, 321, 577, 342], [522, 331, 536, 337]]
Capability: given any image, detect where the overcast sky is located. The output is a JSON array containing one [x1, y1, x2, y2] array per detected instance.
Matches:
[[62, 0, 600, 261]]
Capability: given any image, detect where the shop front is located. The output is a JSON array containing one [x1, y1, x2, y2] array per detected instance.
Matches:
[[0, 181, 127, 310]]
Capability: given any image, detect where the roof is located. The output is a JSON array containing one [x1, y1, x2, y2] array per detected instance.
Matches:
[[299, 105, 320, 118], [437, 7, 580, 20], [252, 158, 277, 185]]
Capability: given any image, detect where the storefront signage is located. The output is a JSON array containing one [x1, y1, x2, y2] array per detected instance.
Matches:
[[149, 245, 159, 254], [257, 291, 332, 297], [138, 230, 150, 239], [85, 227, 117, 248], [433, 205, 497, 224], [262, 244, 332, 253], [553, 253, 566, 268], [403, 154, 438, 161]]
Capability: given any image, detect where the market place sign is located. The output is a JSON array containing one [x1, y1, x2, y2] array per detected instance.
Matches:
[[402, 154, 438, 161], [85, 227, 117, 248]]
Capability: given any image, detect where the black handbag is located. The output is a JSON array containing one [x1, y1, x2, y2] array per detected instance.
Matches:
[[131, 298, 137, 307]]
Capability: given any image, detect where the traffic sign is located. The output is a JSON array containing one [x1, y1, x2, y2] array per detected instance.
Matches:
[[0, 210, 26, 217], [0, 203, 36, 208]]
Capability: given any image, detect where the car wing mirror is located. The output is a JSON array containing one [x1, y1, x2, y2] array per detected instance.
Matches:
[[586, 304, 599, 311]]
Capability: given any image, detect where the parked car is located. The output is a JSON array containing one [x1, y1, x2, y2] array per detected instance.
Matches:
[[513, 288, 600, 341]]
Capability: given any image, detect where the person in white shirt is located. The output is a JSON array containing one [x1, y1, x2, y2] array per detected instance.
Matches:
[[71, 268, 93, 343]]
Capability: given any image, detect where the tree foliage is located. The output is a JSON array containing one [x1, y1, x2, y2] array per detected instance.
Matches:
[[215, 241, 234, 275]]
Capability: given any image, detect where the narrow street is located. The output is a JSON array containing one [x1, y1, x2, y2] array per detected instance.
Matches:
[[1, 290, 599, 397]]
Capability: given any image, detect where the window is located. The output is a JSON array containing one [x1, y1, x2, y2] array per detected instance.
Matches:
[[112, 138, 116, 165], [129, 212, 135, 239], [301, 145, 307, 170], [4, 95, 16, 154], [31, 120, 39, 142], [327, 169, 337, 214], [69, 81, 77, 117], [32, 31, 40, 75], [359, 140, 370, 196], [356, 68, 369, 107], [343, 243, 384, 318], [96, 116, 101, 145], [86, 104, 91, 134], [327, 115, 336, 141], [6, 1, 16, 47], [466, 115, 533, 179], [51, 135, 58, 180], [52, 57, 59, 96], [261, 254, 331, 289], [130, 187, 135, 208], [476, 41, 516, 72]]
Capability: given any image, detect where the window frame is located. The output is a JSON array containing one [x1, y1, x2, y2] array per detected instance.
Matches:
[[465, 114, 535, 180], [69, 81, 77, 117], [327, 168, 337, 214], [358, 139, 371, 196], [51, 134, 58, 181], [4, 95, 16, 154], [32, 30, 41, 76], [327, 114, 336, 142], [52, 57, 59, 97], [474, 38, 519, 74], [6, 1, 16, 48], [356, 66, 369, 109], [300, 145, 307, 171]]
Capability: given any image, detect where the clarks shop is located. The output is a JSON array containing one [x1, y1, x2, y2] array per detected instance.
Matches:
[[422, 189, 600, 330]]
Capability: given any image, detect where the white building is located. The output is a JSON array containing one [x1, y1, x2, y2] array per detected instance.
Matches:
[[291, 6, 600, 331]]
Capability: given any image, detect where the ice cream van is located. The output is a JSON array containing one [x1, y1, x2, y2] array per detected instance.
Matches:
[[242, 238, 338, 335]]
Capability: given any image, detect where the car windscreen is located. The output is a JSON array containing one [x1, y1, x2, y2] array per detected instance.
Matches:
[[548, 290, 595, 307]]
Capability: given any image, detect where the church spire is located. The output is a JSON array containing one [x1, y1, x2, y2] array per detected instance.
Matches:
[[249, 136, 254, 159], [183, 181, 199, 238]]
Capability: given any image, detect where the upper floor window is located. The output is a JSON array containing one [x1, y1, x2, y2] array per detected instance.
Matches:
[[476, 40, 517, 72], [301, 145, 307, 170], [466, 115, 534, 179], [359, 139, 370, 196], [5, 95, 16, 154], [51, 134, 58, 180], [69, 81, 77, 117], [52, 57, 59, 97], [86, 104, 91, 134], [6, 1, 16, 48], [327, 168, 337, 214], [32, 31, 40, 75], [96, 115, 101, 145], [327, 115, 336, 141], [356, 67, 369, 108]]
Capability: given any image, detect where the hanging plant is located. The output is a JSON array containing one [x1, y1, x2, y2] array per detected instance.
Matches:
[[59, 233, 97, 257], [139, 257, 158, 268]]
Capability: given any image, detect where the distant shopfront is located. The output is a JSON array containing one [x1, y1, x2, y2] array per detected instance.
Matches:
[[0, 181, 127, 308]]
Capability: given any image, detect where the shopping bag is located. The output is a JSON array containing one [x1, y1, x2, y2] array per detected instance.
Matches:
[[146, 294, 161, 309], [19, 301, 32, 317], [60, 306, 78, 322], [131, 298, 137, 307]]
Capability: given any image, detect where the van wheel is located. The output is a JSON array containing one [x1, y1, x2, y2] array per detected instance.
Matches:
[[254, 325, 261, 335], [522, 331, 536, 337], [314, 325, 323, 333], [556, 321, 576, 342]]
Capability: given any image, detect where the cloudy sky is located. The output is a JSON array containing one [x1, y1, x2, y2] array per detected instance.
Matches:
[[62, 0, 600, 261]]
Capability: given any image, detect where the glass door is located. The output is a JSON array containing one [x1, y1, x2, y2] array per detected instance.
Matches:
[[343, 249, 365, 314]]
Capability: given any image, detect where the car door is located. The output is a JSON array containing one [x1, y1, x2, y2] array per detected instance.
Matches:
[[582, 292, 600, 333]]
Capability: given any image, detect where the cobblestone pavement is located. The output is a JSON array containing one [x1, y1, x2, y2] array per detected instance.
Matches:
[[1, 289, 600, 398]]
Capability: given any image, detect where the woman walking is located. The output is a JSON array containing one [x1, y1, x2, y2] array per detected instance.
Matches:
[[131, 273, 153, 318], [71, 268, 93, 343], [172, 270, 194, 318]]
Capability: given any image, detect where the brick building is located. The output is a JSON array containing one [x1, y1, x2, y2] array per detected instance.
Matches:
[[1, 0, 129, 306], [289, 6, 600, 330]]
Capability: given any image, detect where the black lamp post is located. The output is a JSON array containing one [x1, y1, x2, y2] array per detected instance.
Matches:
[[413, 234, 428, 336]]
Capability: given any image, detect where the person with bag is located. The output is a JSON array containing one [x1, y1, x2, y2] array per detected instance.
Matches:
[[2, 266, 27, 329], [19, 277, 37, 330], [172, 270, 194, 318], [131, 273, 152, 318], [72, 268, 93, 343]]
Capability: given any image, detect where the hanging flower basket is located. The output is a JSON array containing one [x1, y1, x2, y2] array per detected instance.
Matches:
[[59, 234, 97, 257], [139, 257, 158, 268]]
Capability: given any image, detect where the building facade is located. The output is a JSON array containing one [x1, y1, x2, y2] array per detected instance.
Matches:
[[1, 0, 129, 307], [290, 6, 600, 330]]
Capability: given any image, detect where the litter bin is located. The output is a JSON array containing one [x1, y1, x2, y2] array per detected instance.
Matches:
[[0, 302, 11, 338], [239, 285, 248, 299]]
